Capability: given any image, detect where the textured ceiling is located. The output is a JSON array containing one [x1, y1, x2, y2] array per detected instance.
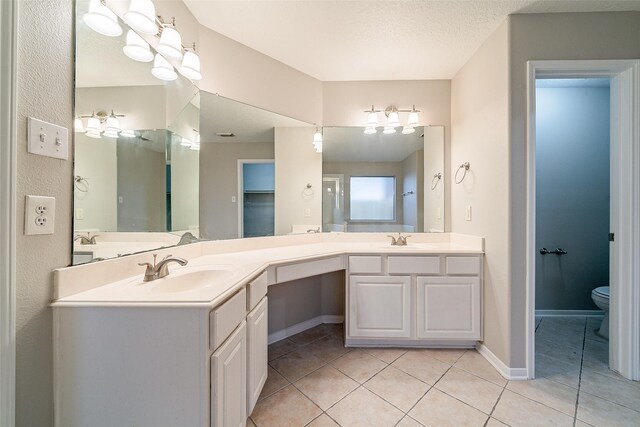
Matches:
[[184, 0, 640, 81]]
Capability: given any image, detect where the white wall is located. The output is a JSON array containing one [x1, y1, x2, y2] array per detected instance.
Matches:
[[508, 11, 640, 368], [451, 21, 511, 364], [535, 85, 610, 310], [15, 1, 73, 425], [74, 134, 117, 232], [274, 127, 322, 235]]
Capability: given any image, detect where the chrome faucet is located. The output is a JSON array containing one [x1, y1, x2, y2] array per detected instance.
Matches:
[[178, 231, 198, 245], [138, 254, 188, 282], [307, 227, 321, 233], [388, 233, 411, 246], [74, 233, 99, 245]]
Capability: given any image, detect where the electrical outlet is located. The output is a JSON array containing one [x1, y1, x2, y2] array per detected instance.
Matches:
[[25, 195, 55, 235]]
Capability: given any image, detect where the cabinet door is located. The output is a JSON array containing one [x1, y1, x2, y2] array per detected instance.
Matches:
[[349, 275, 412, 338], [417, 276, 481, 340], [211, 321, 247, 427], [247, 297, 268, 415]]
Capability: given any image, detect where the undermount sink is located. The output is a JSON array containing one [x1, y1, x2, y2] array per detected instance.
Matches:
[[128, 268, 236, 294]]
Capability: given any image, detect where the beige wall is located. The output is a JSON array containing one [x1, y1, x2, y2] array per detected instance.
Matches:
[[15, 1, 73, 426], [451, 21, 511, 364], [274, 127, 323, 235], [171, 143, 200, 231], [507, 11, 640, 368], [200, 142, 274, 240], [424, 126, 445, 232]]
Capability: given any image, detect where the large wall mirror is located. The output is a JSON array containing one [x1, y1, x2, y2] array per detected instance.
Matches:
[[73, 0, 199, 264], [322, 126, 445, 233]]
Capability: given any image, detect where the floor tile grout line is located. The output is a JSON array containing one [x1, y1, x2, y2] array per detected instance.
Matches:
[[483, 386, 508, 427], [573, 316, 588, 426]]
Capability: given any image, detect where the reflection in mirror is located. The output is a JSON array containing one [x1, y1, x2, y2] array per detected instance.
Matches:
[[198, 92, 318, 240], [73, 0, 199, 264], [322, 126, 445, 233]]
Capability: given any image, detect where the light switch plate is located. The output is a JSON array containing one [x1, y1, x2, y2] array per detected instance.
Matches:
[[465, 205, 472, 221], [25, 195, 55, 235], [27, 117, 69, 160]]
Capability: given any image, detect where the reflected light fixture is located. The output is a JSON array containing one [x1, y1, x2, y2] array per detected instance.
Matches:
[[382, 126, 396, 135], [85, 115, 102, 138], [181, 138, 193, 147], [123, 30, 154, 62], [366, 106, 378, 127], [151, 53, 177, 81], [407, 105, 420, 127], [120, 129, 136, 138], [103, 112, 121, 138], [157, 25, 183, 61], [123, 0, 158, 35], [74, 118, 85, 133], [179, 49, 202, 81], [386, 108, 400, 128], [364, 126, 377, 135], [401, 126, 415, 135], [189, 143, 200, 151], [313, 128, 323, 153], [83, 0, 122, 37]]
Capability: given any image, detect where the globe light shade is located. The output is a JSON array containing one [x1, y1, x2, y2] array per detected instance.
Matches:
[[313, 131, 323, 144], [363, 126, 377, 135], [401, 126, 415, 135], [366, 111, 378, 127], [124, 0, 158, 35], [120, 129, 136, 138], [151, 54, 177, 81], [74, 118, 85, 133], [408, 110, 420, 127], [103, 115, 120, 138], [179, 51, 202, 81], [157, 27, 183, 60], [83, 0, 122, 37], [383, 126, 396, 135], [85, 116, 101, 135], [387, 111, 400, 127], [123, 30, 154, 62]]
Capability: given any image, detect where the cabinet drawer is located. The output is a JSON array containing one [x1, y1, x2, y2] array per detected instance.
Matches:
[[247, 271, 268, 310], [349, 256, 382, 274], [276, 256, 344, 283], [210, 288, 247, 350], [446, 257, 481, 275], [388, 256, 440, 274]]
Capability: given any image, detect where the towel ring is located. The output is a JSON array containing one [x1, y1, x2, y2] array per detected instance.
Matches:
[[430, 172, 442, 190], [74, 175, 89, 192], [455, 162, 470, 184]]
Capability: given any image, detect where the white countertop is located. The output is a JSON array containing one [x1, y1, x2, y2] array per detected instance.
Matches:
[[53, 234, 483, 307]]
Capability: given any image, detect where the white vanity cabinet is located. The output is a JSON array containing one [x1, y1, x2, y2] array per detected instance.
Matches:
[[346, 254, 483, 346], [348, 275, 412, 338], [246, 297, 268, 414]]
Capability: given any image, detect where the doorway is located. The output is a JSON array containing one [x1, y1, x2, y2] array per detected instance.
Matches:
[[238, 160, 275, 238], [526, 60, 640, 381]]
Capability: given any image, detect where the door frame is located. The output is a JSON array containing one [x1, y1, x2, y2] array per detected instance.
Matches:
[[237, 159, 275, 238], [0, 0, 17, 424], [526, 59, 640, 380]]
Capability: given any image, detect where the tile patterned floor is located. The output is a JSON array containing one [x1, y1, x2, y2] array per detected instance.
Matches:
[[249, 317, 640, 427]]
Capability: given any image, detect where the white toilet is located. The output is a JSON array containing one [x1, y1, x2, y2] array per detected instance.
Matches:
[[591, 286, 610, 339]]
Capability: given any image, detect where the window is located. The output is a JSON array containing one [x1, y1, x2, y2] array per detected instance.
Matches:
[[350, 176, 395, 221]]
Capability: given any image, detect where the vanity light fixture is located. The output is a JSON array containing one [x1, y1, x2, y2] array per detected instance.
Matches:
[[102, 112, 121, 138], [83, 0, 123, 37], [123, 0, 158, 35], [123, 30, 154, 62], [151, 53, 178, 81], [119, 129, 136, 138], [77, 111, 126, 139], [313, 128, 323, 153], [84, 115, 102, 138], [363, 105, 421, 135], [157, 21, 183, 61], [179, 44, 202, 81]]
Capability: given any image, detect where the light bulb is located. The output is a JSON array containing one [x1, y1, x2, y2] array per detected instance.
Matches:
[[401, 126, 415, 135], [123, 30, 153, 62], [124, 0, 157, 35], [83, 0, 122, 37], [157, 27, 183, 60], [151, 54, 177, 81], [179, 51, 202, 81]]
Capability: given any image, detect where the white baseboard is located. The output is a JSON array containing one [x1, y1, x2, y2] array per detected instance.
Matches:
[[476, 344, 529, 380], [535, 309, 604, 317], [268, 315, 344, 345]]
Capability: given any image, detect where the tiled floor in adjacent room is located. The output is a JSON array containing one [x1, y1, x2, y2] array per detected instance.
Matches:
[[248, 317, 640, 426]]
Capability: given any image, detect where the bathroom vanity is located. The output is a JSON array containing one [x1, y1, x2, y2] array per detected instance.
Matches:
[[52, 233, 483, 427]]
